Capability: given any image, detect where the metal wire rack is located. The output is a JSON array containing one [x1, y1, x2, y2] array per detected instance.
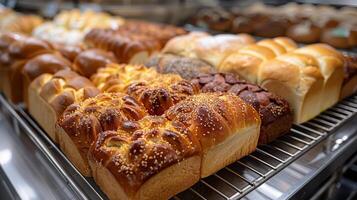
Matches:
[[2, 94, 357, 200]]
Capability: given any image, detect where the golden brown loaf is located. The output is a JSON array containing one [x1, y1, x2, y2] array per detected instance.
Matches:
[[89, 115, 201, 200], [57, 93, 148, 176], [166, 93, 260, 177], [72, 49, 117, 78], [89, 93, 260, 199], [295, 44, 344, 111], [84, 28, 161, 64], [22, 53, 72, 104], [219, 37, 298, 83], [1, 35, 54, 102], [191, 73, 292, 144], [145, 53, 216, 80], [28, 69, 100, 143], [259, 52, 324, 123]]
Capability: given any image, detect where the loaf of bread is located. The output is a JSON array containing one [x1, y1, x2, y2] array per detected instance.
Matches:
[[57, 93, 147, 176], [340, 53, 357, 99], [286, 20, 322, 43], [259, 52, 325, 123], [166, 93, 260, 177], [295, 44, 344, 111], [89, 115, 201, 200], [89, 93, 260, 199], [72, 49, 117, 78], [219, 37, 297, 83], [1, 34, 54, 102], [54, 44, 83, 62], [28, 69, 99, 143], [163, 32, 256, 67], [321, 26, 357, 49], [191, 73, 292, 144], [0, 32, 26, 93], [145, 53, 216, 79], [84, 28, 161, 64], [22, 53, 72, 105]]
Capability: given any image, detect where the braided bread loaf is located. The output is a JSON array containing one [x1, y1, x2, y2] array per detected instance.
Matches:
[[57, 93, 147, 176], [89, 93, 260, 199], [191, 73, 292, 144], [89, 115, 201, 200], [29, 69, 99, 143]]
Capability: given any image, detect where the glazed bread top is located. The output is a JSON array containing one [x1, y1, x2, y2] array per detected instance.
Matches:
[[72, 49, 117, 78], [145, 53, 216, 80], [31, 69, 100, 116], [22, 53, 71, 82], [84, 28, 161, 63], [58, 93, 148, 158], [8, 36, 53, 60], [294, 43, 344, 78], [54, 44, 83, 62], [91, 64, 160, 93], [165, 93, 260, 150], [127, 75, 199, 115], [191, 73, 292, 128], [90, 115, 201, 196], [120, 20, 188, 47]]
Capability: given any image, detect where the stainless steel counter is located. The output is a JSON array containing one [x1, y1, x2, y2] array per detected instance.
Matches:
[[0, 93, 356, 200]]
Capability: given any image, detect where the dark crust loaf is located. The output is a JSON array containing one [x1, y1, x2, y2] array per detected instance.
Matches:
[[342, 53, 357, 85], [145, 53, 216, 80], [58, 93, 148, 164], [90, 115, 200, 196], [191, 73, 293, 144]]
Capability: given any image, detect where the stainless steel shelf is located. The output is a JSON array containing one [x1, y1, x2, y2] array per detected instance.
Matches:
[[0, 93, 357, 200]]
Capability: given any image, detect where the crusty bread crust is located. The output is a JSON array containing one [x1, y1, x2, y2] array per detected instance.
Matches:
[[341, 76, 357, 99], [201, 124, 259, 177], [89, 156, 200, 200], [28, 84, 58, 142], [57, 125, 92, 176]]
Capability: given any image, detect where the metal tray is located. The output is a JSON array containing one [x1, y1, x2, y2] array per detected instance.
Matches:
[[0, 94, 357, 200]]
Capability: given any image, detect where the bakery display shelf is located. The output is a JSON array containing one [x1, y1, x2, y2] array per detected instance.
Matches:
[[0, 93, 357, 200]]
